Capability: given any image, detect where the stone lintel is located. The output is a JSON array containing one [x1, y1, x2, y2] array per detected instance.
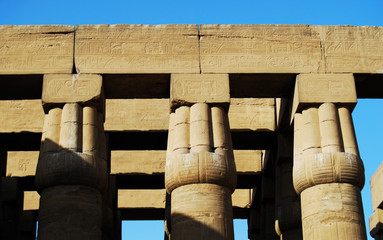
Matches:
[[291, 73, 357, 123], [0, 25, 74, 74], [75, 24, 200, 74], [170, 74, 230, 110], [7, 150, 263, 177], [0, 98, 275, 133], [24, 191, 40, 210], [42, 74, 103, 112], [370, 209, 383, 237], [371, 162, 383, 210], [24, 189, 252, 211]]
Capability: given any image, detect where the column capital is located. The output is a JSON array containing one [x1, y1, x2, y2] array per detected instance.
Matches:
[[291, 73, 357, 123]]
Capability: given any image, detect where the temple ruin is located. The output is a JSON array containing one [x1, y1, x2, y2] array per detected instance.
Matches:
[[0, 24, 383, 239]]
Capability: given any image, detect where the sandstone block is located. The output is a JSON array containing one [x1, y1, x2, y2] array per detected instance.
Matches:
[[105, 99, 169, 131], [0, 98, 276, 133], [313, 25, 383, 73], [23, 191, 40, 210], [200, 24, 322, 73], [7, 151, 39, 177], [0, 25, 74, 74], [42, 74, 103, 109], [232, 189, 251, 208], [371, 162, 383, 210], [170, 74, 230, 108], [111, 151, 167, 175], [229, 98, 275, 131], [75, 24, 199, 73], [118, 189, 166, 209], [0, 100, 44, 133], [370, 209, 383, 237], [7, 150, 262, 177], [292, 73, 357, 122]]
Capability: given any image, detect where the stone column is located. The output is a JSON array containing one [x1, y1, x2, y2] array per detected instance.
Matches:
[[35, 74, 108, 240], [292, 74, 366, 240], [275, 134, 302, 240], [165, 74, 236, 240]]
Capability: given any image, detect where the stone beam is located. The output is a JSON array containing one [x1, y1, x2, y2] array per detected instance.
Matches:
[[0, 25, 74, 74], [200, 25, 383, 74], [75, 24, 200, 74], [0, 98, 275, 133], [23, 189, 251, 216], [371, 162, 383, 210], [6, 150, 264, 177]]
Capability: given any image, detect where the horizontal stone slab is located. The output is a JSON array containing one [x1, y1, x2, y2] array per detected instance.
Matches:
[[75, 24, 200, 74], [118, 188, 251, 209], [24, 188, 252, 212], [7, 150, 263, 177], [104, 99, 170, 131], [200, 24, 322, 74], [170, 74, 230, 107], [0, 25, 74, 74], [0, 100, 44, 133], [0, 98, 275, 133], [371, 162, 383, 210], [200, 25, 383, 74], [370, 209, 383, 237]]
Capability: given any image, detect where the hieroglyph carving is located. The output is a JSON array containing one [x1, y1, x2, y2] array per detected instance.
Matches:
[[75, 25, 200, 73]]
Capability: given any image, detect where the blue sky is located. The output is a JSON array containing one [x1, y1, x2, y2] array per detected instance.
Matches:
[[1, 0, 382, 239]]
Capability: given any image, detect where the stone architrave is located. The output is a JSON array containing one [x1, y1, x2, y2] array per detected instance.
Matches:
[[0, 25, 74, 74], [292, 73, 367, 240], [75, 24, 199, 74]]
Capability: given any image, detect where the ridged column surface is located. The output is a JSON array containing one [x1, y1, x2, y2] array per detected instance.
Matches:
[[36, 74, 107, 240], [293, 103, 366, 240], [165, 103, 236, 240]]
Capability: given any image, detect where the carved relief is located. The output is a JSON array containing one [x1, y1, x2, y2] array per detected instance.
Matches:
[[75, 25, 200, 73], [42, 74, 102, 103]]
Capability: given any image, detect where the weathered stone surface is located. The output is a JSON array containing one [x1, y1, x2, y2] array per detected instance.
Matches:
[[75, 24, 199, 73], [7, 150, 263, 177], [301, 183, 366, 240], [200, 25, 383, 74], [7, 151, 39, 177], [292, 73, 357, 121], [0, 100, 44, 133], [371, 162, 383, 210], [0, 25, 74, 74], [171, 184, 234, 240], [105, 99, 169, 131], [26, 188, 251, 211], [229, 98, 275, 131], [200, 24, 322, 73], [0, 98, 275, 133], [232, 189, 251, 208], [42, 74, 103, 106], [37, 185, 103, 240], [370, 209, 383, 237], [111, 151, 166, 175], [170, 74, 230, 107], [23, 191, 40, 210], [118, 189, 166, 209], [314, 25, 383, 73]]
